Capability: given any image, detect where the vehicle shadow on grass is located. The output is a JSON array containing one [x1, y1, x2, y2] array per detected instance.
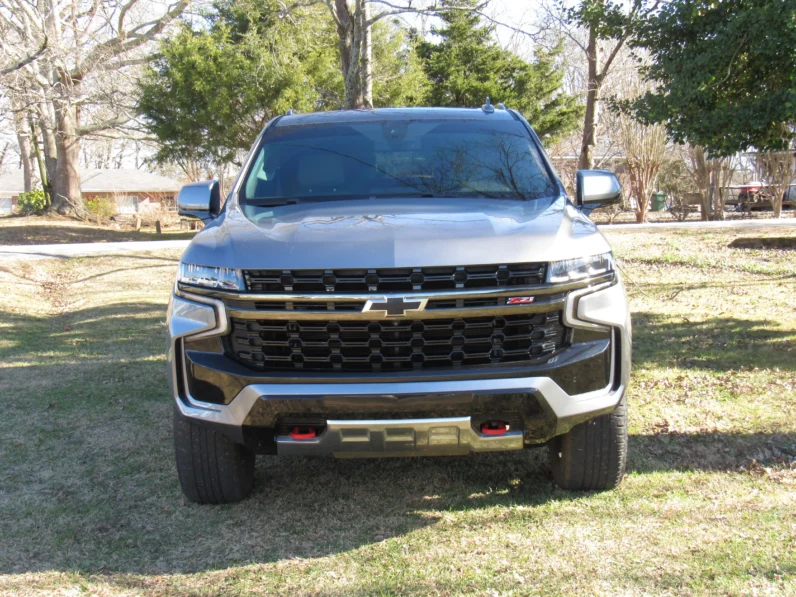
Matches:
[[632, 311, 796, 372], [4, 425, 794, 578]]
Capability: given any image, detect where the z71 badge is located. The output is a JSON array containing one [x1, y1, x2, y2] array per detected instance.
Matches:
[[507, 296, 535, 305]]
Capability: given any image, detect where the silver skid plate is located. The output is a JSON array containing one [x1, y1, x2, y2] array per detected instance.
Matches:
[[276, 416, 524, 458]]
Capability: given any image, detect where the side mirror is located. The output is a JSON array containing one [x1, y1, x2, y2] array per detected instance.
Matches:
[[576, 170, 622, 215], [177, 180, 221, 221]]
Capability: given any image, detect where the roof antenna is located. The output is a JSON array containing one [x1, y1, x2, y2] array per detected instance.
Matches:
[[497, 102, 506, 110], [481, 97, 494, 114], [285, 108, 294, 115]]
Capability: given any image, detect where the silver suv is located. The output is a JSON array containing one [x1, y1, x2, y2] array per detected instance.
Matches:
[[167, 107, 631, 504]]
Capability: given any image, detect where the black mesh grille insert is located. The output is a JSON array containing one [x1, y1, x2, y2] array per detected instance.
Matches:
[[228, 312, 568, 372], [243, 263, 547, 294]]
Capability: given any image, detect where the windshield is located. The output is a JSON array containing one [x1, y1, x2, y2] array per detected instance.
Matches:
[[239, 118, 557, 207]]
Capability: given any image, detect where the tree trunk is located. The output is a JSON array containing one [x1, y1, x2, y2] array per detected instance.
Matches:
[[15, 132, 33, 192], [331, 0, 369, 110], [29, 118, 49, 204], [360, 0, 373, 108], [633, 182, 649, 223], [38, 113, 58, 197], [769, 185, 784, 218], [578, 26, 599, 171], [689, 147, 712, 221], [12, 104, 33, 192], [51, 98, 85, 217], [344, 24, 363, 109]]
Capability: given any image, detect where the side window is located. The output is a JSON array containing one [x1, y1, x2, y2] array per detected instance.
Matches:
[[244, 148, 268, 199]]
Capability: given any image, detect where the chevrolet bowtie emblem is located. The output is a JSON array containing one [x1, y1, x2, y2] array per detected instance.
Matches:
[[362, 296, 429, 317]]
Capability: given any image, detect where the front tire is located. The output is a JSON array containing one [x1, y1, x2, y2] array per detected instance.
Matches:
[[548, 396, 628, 490], [173, 406, 255, 504]]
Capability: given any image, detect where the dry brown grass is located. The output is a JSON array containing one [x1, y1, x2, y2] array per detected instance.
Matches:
[[590, 206, 796, 225], [0, 227, 794, 596], [0, 214, 195, 245]]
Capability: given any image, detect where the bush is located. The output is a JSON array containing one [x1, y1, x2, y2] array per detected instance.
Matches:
[[85, 196, 117, 222], [17, 190, 49, 215]]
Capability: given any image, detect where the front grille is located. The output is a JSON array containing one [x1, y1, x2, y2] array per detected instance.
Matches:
[[243, 263, 547, 293], [228, 312, 567, 372], [223, 293, 566, 313]]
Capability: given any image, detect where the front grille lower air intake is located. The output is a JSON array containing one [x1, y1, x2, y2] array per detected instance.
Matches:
[[243, 263, 547, 294], [228, 311, 567, 372]]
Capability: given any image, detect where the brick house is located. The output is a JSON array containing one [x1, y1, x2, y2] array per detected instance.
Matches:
[[0, 169, 183, 215]]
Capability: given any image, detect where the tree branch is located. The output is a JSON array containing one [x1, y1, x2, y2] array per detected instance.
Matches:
[[0, 35, 47, 76], [76, 0, 188, 75], [77, 112, 134, 136]]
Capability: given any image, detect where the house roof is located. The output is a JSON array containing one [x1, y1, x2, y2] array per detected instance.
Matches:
[[0, 168, 183, 195]]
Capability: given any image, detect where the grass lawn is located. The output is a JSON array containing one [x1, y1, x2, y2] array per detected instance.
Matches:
[[0, 214, 196, 245], [0, 226, 794, 596]]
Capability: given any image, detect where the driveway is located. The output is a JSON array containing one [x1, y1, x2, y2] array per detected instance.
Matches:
[[1, 218, 795, 261]]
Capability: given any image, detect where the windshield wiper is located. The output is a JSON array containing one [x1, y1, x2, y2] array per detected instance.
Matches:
[[246, 193, 438, 206], [245, 198, 302, 206]]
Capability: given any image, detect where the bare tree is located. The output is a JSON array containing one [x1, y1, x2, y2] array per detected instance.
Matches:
[[11, 98, 34, 192], [684, 146, 737, 221], [611, 70, 667, 223], [0, 0, 188, 216], [755, 150, 796, 218], [0, 37, 46, 77], [533, 0, 659, 171], [0, 142, 10, 170], [616, 114, 666, 223]]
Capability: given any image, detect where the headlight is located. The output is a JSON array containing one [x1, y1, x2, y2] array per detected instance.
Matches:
[[178, 263, 244, 290], [547, 252, 614, 284]]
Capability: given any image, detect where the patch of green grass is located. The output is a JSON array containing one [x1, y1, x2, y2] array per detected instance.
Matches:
[[1, 229, 795, 596]]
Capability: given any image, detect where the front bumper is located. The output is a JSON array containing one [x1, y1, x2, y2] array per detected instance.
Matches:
[[167, 280, 631, 456]]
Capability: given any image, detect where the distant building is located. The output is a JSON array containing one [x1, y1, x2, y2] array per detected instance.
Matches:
[[0, 169, 183, 215]]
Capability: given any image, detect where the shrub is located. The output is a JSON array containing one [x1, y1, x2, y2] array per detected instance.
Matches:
[[17, 190, 49, 215], [85, 196, 117, 222]]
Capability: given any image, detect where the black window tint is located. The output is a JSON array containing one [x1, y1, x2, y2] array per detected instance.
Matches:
[[240, 119, 556, 205]]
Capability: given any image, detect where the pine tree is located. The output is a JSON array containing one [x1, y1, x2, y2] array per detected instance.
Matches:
[[418, 1, 582, 141]]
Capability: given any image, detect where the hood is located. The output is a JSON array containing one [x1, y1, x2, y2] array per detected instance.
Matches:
[[180, 196, 611, 270]]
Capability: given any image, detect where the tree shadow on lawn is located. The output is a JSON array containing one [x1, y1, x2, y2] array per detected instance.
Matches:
[[0, 303, 168, 364], [3, 429, 792, 578], [633, 311, 796, 372], [1, 304, 794, 576], [0, 223, 195, 245], [628, 431, 796, 475]]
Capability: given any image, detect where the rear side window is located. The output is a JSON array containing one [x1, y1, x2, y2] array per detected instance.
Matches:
[[240, 119, 556, 206]]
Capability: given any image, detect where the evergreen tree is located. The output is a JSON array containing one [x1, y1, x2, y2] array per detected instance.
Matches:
[[138, 1, 429, 171], [418, 1, 582, 141], [138, 1, 339, 168], [630, 0, 796, 156]]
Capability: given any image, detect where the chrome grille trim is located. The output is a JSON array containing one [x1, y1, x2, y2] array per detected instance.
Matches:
[[177, 272, 614, 306], [227, 296, 566, 321]]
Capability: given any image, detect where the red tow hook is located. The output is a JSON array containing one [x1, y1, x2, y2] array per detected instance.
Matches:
[[290, 426, 317, 440], [480, 421, 508, 436]]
